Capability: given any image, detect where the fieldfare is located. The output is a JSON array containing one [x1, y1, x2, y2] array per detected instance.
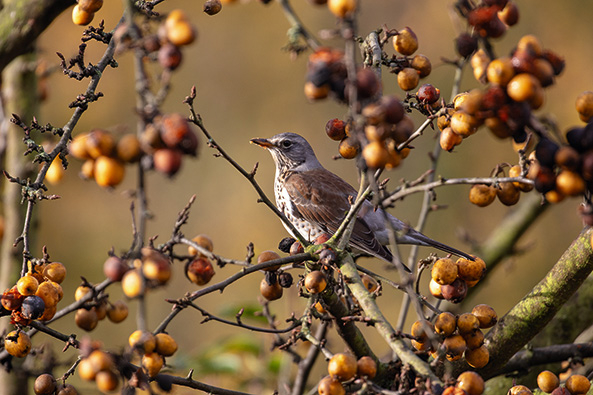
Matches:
[[251, 132, 473, 272]]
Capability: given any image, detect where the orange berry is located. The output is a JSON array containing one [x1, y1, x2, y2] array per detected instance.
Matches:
[[464, 345, 489, 368], [155, 332, 178, 356], [397, 68, 420, 91], [435, 312, 457, 337], [456, 371, 484, 395], [317, 376, 345, 395], [327, 353, 357, 381], [72, 5, 94, 26], [456, 256, 486, 283], [471, 304, 497, 328], [327, 0, 356, 18], [94, 156, 125, 187], [393, 27, 418, 56], [260, 278, 283, 301], [469, 184, 497, 207], [537, 370, 559, 393], [4, 330, 31, 358]]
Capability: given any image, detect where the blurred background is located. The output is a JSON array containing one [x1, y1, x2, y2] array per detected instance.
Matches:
[[11, 0, 593, 392]]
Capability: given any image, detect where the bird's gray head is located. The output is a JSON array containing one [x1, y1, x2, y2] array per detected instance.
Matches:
[[250, 132, 322, 172]]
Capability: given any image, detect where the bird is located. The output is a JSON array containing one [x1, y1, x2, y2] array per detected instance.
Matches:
[[250, 132, 474, 272]]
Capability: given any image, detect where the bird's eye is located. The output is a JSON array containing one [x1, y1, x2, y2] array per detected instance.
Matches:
[[281, 140, 292, 149]]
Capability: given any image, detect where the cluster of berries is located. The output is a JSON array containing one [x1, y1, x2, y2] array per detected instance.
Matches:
[[317, 353, 377, 395], [411, 304, 497, 369], [429, 256, 487, 303]]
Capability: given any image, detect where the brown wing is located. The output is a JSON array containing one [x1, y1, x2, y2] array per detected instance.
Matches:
[[284, 169, 393, 262]]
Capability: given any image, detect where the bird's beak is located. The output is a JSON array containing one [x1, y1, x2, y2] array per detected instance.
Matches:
[[250, 138, 274, 149]]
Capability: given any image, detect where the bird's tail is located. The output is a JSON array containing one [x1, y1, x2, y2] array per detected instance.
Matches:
[[398, 229, 475, 261]]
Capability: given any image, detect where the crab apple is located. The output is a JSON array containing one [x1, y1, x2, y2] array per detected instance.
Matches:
[[441, 278, 468, 303], [456, 256, 486, 283], [440, 127, 463, 152], [317, 376, 345, 395], [555, 170, 585, 197], [327, 353, 357, 381], [186, 257, 216, 285], [435, 312, 457, 336], [469, 184, 497, 207], [129, 330, 156, 353], [155, 332, 178, 356], [393, 27, 418, 56], [432, 258, 459, 285], [471, 304, 498, 328], [158, 43, 183, 70], [464, 345, 490, 368], [188, 234, 214, 257], [165, 10, 196, 46], [576, 91, 593, 122], [456, 371, 484, 395], [72, 5, 93, 26], [103, 256, 129, 282], [429, 278, 445, 299], [455, 33, 478, 58], [325, 118, 347, 141], [107, 300, 129, 323], [417, 84, 440, 104], [463, 328, 485, 349], [537, 370, 559, 393], [142, 352, 164, 377], [153, 148, 183, 177], [203, 0, 222, 15], [356, 356, 377, 379], [363, 141, 389, 169], [4, 330, 32, 358], [95, 370, 119, 392], [566, 374, 590, 395], [122, 269, 142, 298], [443, 334, 466, 361], [260, 277, 283, 301], [94, 156, 125, 187], [75, 308, 98, 331], [17, 274, 39, 296], [78, 0, 103, 13], [56, 384, 79, 395], [327, 0, 356, 18], [338, 136, 359, 159], [397, 68, 420, 91], [411, 320, 434, 342], [497, 182, 520, 206], [305, 271, 328, 294], [257, 250, 282, 271], [43, 262, 66, 284], [116, 134, 142, 163], [457, 313, 480, 335], [34, 373, 57, 395], [411, 54, 432, 78]]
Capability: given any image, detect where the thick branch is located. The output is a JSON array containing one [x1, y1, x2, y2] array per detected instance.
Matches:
[[475, 227, 593, 379], [0, 0, 75, 73]]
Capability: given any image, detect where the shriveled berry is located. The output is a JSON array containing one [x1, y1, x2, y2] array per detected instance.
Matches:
[[441, 278, 468, 303], [21, 295, 45, 320], [203, 0, 222, 15]]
